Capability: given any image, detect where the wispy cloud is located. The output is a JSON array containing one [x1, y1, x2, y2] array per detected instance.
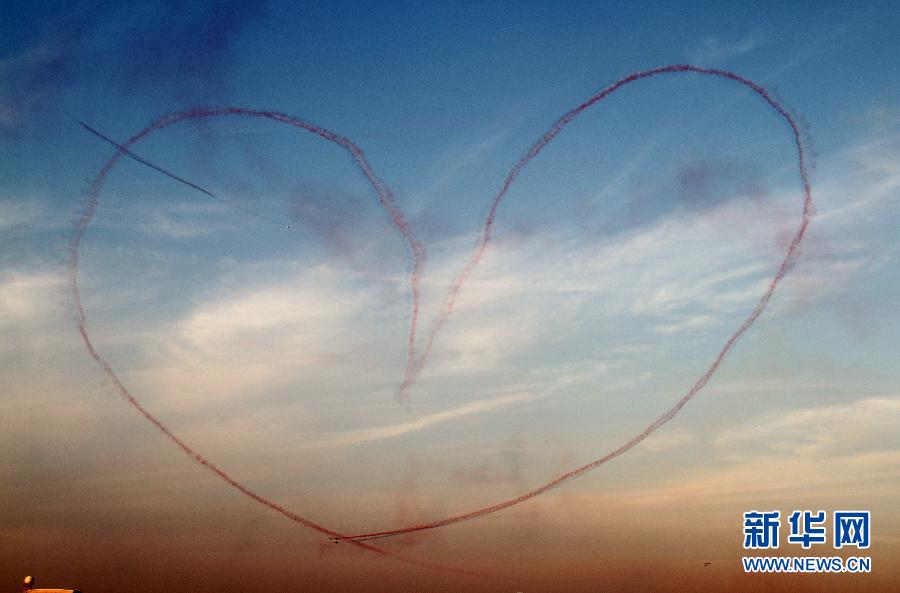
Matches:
[[585, 396, 900, 510], [816, 124, 900, 223], [607, 448, 900, 510], [715, 396, 900, 457], [0, 268, 71, 362], [636, 426, 696, 453], [136, 201, 233, 239], [412, 194, 791, 380], [686, 34, 761, 65], [412, 130, 508, 207], [131, 264, 396, 411], [0, 270, 62, 328], [302, 391, 540, 448], [0, 196, 66, 231], [0, 44, 73, 136]]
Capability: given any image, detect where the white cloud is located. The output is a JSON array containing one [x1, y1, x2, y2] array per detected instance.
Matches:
[[561, 396, 900, 512], [686, 34, 761, 65], [0, 268, 73, 363], [0, 197, 52, 231], [653, 314, 715, 334], [138, 206, 223, 239], [637, 426, 696, 453], [0, 270, 63, 327], [816, 126, 900, 223], [411, 194, 795, 381], [715, 396, 900, 457], [134, 264, 396, 410], [608, 448, 900, 510], [302, 391, 540, 448], [178, 271, 362, 352], [411, 130, 508, 208]]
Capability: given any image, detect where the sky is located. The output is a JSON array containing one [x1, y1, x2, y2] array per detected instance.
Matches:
[[2, 1, 900, 591]]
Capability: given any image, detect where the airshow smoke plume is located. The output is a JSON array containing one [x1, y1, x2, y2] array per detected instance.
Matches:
[[70, 66, 813, 567]]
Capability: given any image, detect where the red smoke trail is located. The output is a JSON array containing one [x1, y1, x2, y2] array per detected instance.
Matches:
[[344, 64, 814, 542]]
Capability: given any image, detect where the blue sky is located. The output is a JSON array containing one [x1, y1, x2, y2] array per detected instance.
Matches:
[[2, 2, 900, 592]]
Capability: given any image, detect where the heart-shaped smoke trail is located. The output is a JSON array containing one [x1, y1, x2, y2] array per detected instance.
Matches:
[[69, 66, 812, 569]]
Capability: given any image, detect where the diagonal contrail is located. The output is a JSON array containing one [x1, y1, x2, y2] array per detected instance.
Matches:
[[78, 119, 293, 227]]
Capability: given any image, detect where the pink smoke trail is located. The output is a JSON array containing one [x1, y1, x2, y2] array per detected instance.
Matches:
[[344, 64, 814, 541]]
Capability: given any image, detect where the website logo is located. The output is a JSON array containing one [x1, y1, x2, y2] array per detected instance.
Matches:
[[742, 510, 871, 573]]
